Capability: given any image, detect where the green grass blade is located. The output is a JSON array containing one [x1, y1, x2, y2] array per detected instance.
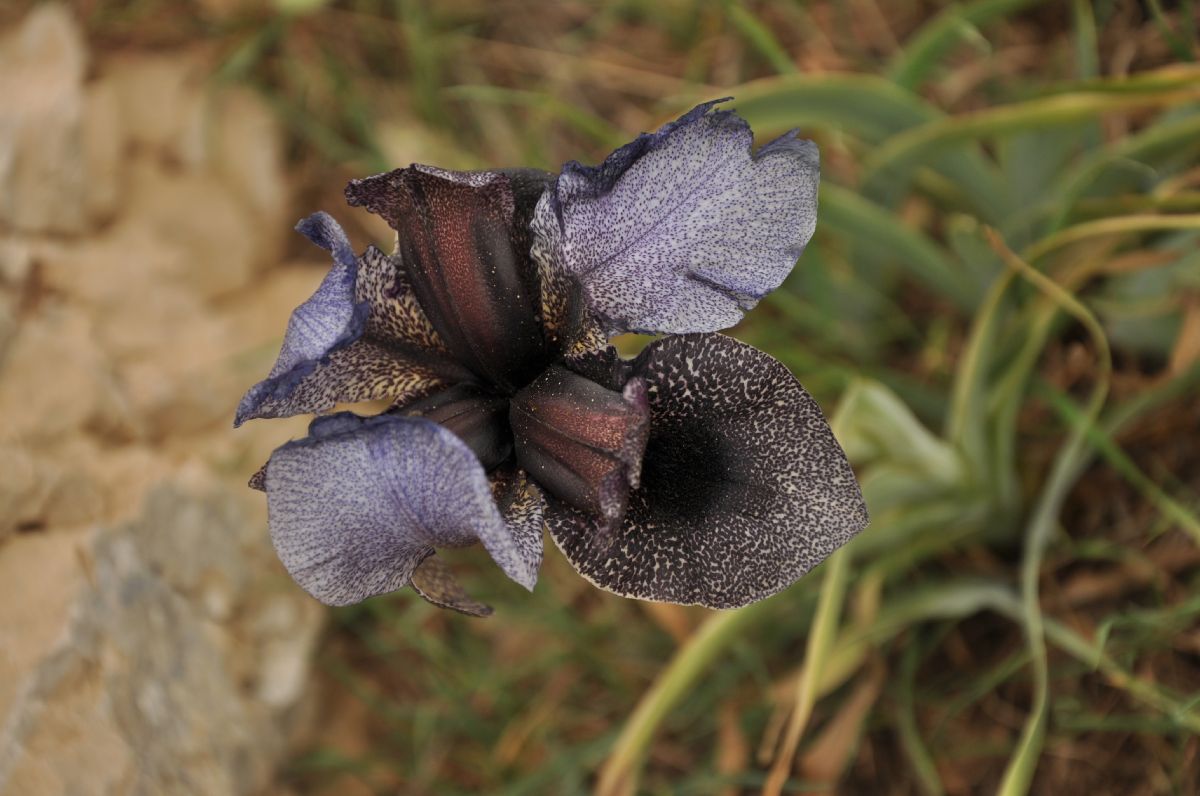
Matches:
[[722, 0, 797, 75], [888, 0, 1042, 90], [863, 88, 1199, 195], [1040, 382, 1200, 543], [993, 239, 1112, 796], [896, 641, 946, 796], [821, 184, 979, 310], [946, 263, 1015, 480], [596, 598, 776, 796], [444, 85, 624, 148], [731, 73, 943, 142], [763, 550, 850, 795]]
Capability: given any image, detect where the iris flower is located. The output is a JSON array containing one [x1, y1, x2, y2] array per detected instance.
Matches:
[[235, 100, 868, 615]]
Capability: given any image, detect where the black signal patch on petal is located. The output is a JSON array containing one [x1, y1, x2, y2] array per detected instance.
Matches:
[[546, 333, 868, 609], [402, 384, 512, 471], [345, 166, 548, 392], [510, 365, 649, 530]]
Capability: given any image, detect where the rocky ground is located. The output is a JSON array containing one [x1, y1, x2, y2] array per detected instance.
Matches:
[[0, 5, 329, 793]]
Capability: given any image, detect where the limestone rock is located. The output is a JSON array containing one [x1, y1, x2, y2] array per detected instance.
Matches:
[[0, 483, 324, 796], [0, 309, 139, 445], [81, 78, 125, 224], [212, 87, 289, 266], [0, 4, 88, 234], [104, 53, 209, 168]]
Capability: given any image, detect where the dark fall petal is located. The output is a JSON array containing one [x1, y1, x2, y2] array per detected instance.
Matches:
[[534, 99, 819, 337], [402, 383, 512, 471], [546, 333, 867, 609], [235, 217, 467, 427], [410, 554, 494, 617], [345, 166, 548, 391], [265, 412, 540, 606], [510, 366, 649, 530]]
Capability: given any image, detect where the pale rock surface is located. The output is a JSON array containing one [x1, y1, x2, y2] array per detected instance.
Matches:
[[0, 4, 88, 234], [0, 4, 327, 794]]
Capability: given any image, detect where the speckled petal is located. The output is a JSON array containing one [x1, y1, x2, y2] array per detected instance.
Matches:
[[546, 333, 867, 609], [235, 216, 465, 426], [490, 466, 547, 570], [406, 467, 546, 618], [265, 412, 540, 606], [534, 100, 819, 337], [402, 383, 513, 471], [410, 555, 494, 617]]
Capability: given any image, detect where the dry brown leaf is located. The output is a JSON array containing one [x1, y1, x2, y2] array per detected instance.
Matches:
[[799, 660, 886, 785], [1169, 298, 1200, 375]]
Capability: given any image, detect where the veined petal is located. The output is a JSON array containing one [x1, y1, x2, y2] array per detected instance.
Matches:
[[265, 412, 540, 606], [546, 333, 867, 609], [235, 215, 465, 426], [345, 166, 550, 391], [535, 99, 819, 337]]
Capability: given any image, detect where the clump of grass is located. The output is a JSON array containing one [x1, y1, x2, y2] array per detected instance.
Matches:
[[81, 0, 1200, 792]]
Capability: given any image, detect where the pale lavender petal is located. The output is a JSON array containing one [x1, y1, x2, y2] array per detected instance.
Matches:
[[235, 213, 368, 426], [235, 219, 463, 427], [265, 413, 540, 606], [534, 99, 819, 336]]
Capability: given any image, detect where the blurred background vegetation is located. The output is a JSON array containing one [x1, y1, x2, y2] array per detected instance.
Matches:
[[49, 0, 1200, 793]]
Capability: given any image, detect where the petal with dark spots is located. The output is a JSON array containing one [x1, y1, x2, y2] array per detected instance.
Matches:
[[355, 245, 453, 358], [235, 212, 366, 426], [409, 466, 546, 618], [265, 412, 540, 606], [511, 366, 649, 529], [240, 339, 451, 425], [248, 462, 267, 492], [490, 465, 547, 570], [546, 333, 867, 609], [534, 100, 819, 336], [410, 554, 494, 617], [235, 214, 467, 426], [530, 193, 608, 364], [345, 166, 548, 391]]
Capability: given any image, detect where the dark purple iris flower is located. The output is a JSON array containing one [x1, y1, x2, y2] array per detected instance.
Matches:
[[235, 100, 868, 615]]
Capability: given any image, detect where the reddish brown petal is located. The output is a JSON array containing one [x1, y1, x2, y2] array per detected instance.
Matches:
[[510, 365, 649, 528], [346, 166, 548, 391]]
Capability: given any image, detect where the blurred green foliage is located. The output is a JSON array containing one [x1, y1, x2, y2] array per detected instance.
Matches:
[[79, 0, 1200, 792]]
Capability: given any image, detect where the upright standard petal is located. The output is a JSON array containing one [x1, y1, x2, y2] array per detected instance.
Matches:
[[535, 100, 819, 336], [265, 413, 541, 606], [235, 215, 467, 426], [546, 334, 867, 609], [345, 166, 549, 391]]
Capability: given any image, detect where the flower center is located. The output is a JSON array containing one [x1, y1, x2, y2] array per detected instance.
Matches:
[[405, 364, 651, 523]]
